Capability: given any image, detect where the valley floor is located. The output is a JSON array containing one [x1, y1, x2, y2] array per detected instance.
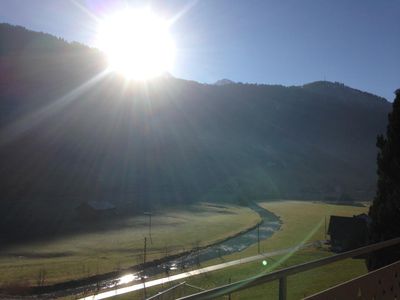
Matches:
[[112, 201, 368, 300], [0, 203, 260, 289]]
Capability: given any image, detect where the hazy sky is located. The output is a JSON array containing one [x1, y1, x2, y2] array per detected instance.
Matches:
[[1, 0, 399, 100]]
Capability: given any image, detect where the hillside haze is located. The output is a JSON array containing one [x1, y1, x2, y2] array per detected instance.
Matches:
[[0, 24, 391, 242]]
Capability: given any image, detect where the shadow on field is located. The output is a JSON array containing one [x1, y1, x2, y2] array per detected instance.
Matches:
[[0, 196, 234, 250]]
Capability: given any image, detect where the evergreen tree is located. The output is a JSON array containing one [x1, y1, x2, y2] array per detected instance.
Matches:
[[368, 89, 400, 270]]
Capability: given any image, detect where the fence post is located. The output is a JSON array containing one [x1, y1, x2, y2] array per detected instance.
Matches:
[[279, 276, 287, 300]]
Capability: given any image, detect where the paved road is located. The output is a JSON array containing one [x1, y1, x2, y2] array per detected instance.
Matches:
[[79, 245, 306, 300]]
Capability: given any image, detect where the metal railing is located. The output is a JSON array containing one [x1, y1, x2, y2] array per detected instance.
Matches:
[[304, 260, 400, 299], [177, 238, 400, 300]]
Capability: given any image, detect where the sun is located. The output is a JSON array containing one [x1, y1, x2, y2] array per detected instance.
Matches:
[[96, 9, 176, 80]]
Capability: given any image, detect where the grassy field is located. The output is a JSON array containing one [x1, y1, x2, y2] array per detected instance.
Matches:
[[117, 200, 369, 300], [0, 203, 260, 288]]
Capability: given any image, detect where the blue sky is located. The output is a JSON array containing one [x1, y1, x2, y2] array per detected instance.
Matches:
[[1, 0, 399, 100]]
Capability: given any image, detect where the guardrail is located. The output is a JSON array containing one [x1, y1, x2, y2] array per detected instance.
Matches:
[[177, 238, 400, 300]]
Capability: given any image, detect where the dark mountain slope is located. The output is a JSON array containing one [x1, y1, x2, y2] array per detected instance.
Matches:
[[0, 24, 391, 242]]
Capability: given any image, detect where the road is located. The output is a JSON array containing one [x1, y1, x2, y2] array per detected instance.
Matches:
[[79, 245, 306, 300]]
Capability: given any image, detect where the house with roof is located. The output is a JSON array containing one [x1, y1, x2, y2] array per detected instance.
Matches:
[[76, 200, 116, 220], [328, 213, 370, 252]]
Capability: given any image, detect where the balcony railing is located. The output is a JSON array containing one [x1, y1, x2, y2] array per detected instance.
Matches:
[[304, 260, 400, 299], [176, 237, 400, 300]]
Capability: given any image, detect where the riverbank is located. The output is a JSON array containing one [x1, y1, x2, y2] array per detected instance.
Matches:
[[0, 203, 260, 293], [110, 201, 370, 299], [42, 203, 280, 299]]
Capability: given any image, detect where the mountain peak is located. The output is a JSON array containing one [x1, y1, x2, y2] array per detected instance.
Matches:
[[214, 78, 235, 86], [302, 81, 388, 103]]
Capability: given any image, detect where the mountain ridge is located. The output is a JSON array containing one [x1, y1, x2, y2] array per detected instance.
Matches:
[[0, 23, 392, 242]]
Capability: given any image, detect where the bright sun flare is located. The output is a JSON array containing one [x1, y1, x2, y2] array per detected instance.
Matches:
[[96, 9, 175, 80]]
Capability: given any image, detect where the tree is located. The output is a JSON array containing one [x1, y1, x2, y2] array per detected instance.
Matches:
[[368, 89, 400, 270]]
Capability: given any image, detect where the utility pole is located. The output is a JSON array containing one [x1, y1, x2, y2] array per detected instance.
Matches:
[[143, 237, 147, 299], [324, 216, 327, 241], [143, 237, 147, 265], [195, 241, 200, 266], [257, 223, 260, 254], [144, 212, 153, 244], [142, 276, 147, 299]]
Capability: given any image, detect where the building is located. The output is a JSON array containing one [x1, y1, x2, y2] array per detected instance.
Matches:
[[76, 200, 116, 220], [328, 214, 370, 252]]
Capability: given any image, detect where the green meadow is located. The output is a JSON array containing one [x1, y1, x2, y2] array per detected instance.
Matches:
[[117, 201, 368, 300], [0, 203, 260, 288]]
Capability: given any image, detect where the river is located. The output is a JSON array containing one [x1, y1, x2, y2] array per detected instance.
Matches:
[[33, 203, 281, 298]]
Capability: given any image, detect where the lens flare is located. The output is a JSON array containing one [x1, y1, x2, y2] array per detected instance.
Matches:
[[262, 260, 268, 266]]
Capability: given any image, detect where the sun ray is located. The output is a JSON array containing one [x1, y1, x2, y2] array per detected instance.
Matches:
[[0, 70, 110, 146], [69, 0, 101, 22], [167, 0, 199, 26]]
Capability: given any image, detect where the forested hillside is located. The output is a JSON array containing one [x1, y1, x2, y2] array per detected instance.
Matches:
[[0, 24, 390, 242]]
